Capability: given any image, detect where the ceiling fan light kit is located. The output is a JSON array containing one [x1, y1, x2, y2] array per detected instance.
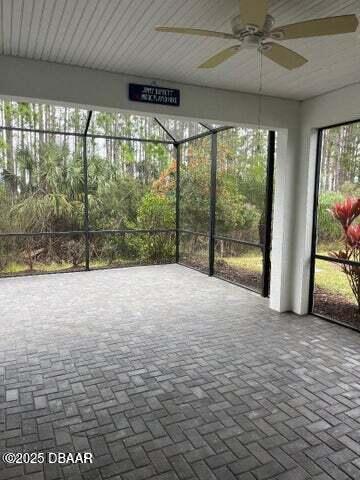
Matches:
[[155, 0, 359, 71]]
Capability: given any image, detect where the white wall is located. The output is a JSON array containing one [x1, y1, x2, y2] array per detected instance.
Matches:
[[292, 83, 360, 314], [0, 54, 303, 313], [0, 55, 300, 129]]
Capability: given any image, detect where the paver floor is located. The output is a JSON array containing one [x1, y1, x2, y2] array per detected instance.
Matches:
[[1, 265, 360, 480]]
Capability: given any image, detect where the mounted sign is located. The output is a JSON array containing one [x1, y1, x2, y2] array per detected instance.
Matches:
[[129, 83, 180, 107]]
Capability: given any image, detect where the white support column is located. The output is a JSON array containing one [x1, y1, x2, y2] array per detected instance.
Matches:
[[291, 128, 319, 314], [270, 127, 300, 313]]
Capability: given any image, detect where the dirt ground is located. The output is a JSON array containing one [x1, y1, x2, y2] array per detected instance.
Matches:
[[314, 286, 360, 330]]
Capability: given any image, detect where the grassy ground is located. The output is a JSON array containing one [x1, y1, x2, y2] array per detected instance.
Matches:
[[314, 258, 354, 301], [1, 258, 146, 275], [226, 252, 262, 273], [2, 250, 356, 304], [2, 261, 84, 274], [225, 251, 355, 303]]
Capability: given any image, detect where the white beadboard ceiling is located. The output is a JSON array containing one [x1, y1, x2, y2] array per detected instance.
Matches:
[[1, 0, 360, 101]]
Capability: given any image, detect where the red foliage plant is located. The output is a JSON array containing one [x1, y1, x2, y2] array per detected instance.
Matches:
[[346, 224, 360, 248], [332, 197, 360, 228], [330, 197, 360, 311]]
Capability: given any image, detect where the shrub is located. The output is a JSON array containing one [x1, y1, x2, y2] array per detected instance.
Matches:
[[330, 197, 360, 311], [65, 240, 84, 267], [99, 235, 135, 266], [129, 192, 175, 263], [318, 191, 344, 244], [136, 192, 175, 230], [127, 232, 175, 264]]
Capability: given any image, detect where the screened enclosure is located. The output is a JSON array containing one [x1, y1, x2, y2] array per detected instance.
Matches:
[[310, 120, 360, 328], [0, 100, 274, 297]]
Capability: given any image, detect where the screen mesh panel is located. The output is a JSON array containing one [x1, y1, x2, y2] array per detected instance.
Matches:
[[0, 101, 88, 133], [214, 240, 263, 292], [87, 138, 175, 232], [0, 131, 84, 234], [215, 128, 268, 243], [88, 111, 172, 142], [178, 136, 211, 273], [156, 118, 208, 142], [0, 234, 85, 277], [312, 123, 360, 326], [214, 128, 269, 291], [89, 231, 175, 270], [179, 232, 209, 274]]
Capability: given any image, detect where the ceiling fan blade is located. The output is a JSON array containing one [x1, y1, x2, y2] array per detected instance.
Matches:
[[198, 45, 241, 68], [271, 14, 359, 40], [155, 26, 235, 40], [240, 0, 267, 29], [262, 43, 308, 70]]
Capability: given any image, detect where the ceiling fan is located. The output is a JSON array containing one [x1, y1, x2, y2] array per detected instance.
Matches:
[[155, 0, 359, 70]]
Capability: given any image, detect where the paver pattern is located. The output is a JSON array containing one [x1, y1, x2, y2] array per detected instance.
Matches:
[[1, 264, 360, 480]]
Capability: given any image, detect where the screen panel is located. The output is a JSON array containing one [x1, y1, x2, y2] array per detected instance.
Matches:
[[178, 136, 211, 273], [87, 138, 175, 231], [0, 233, 85, 277], [88, 111, 172, 142], [312, 123, 360, 326], [0, 131, 84, 234], [179, 136, 211, 234], [215, 128, 268, 243], [0, 100, 88, 133], [179, 232, 209, 274], [313, 259, 359, 327], [87, 137, 176, 267], [214, 240, 263, 292], [316, 124, 360, 251], [214, 128, 269, 291], [155, 118, 207, 142], [89, 231, 175, 269]]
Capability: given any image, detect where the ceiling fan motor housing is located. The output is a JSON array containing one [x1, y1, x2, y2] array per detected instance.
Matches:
[[242, 35, 261, 49], [231, 14, 275, 36]]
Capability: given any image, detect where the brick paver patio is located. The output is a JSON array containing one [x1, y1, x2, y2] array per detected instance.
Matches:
[[1, 264, 360, 480]]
